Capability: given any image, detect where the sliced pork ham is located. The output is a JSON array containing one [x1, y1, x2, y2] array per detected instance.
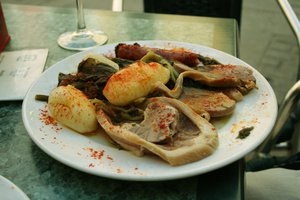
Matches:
[[179, 87, 236, 117], [173, 62, 256, 90], [155, 67, 255, 97], [96, 97, 218, 166], [197, 64, 257, 92], [221, 88, 244, 102]]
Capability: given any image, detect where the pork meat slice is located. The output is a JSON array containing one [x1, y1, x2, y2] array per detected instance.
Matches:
[[179, 87, 236, 117], [197, 64, 256, 92], [173, 61, 256, 92], [96, 97, 218, 166], [221, 88, 244, 102], [121, 101, 179, 144]]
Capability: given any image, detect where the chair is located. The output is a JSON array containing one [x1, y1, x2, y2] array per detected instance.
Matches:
[[246, 0, 300, 171], [245, 168, 300, 199], [143, 0, 243, 27]]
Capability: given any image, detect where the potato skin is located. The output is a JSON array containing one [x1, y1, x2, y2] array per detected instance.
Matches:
[[103, 61, 170, 106], [48, 85, 98, 133]]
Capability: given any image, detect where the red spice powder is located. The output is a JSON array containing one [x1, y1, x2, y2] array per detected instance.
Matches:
[[159, 122, 167, 129], [86, 147, 105, 160], [84, 147, 114, 164], [106, 155, 113, 161], [88, 163, 95, 168], [148, 62, 160, 69], [39, 105, 63, 132], [261, 102, 267, 105], [39, 106, 57, 126], [116, 168, 123, 173]]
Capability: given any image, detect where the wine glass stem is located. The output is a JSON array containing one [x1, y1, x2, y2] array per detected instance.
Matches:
[[76, 0, 86, 32]]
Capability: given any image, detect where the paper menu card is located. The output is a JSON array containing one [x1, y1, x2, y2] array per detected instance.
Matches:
[[0, 49, 48, 100]]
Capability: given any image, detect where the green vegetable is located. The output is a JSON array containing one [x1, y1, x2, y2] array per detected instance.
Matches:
[[141, 51, 179, 83], [35, 94, 49, 102], [96, 100, 144, 122], [237, 126, 254, 139], [198, 55, 220, 65], [83, 53, 119, 71], [110, 57, 134, 68]]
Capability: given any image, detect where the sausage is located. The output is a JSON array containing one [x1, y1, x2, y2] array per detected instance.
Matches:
[[115, 43, 201, 67]]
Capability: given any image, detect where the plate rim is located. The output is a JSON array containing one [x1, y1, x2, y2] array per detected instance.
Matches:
[[0, 175, 30, 200]]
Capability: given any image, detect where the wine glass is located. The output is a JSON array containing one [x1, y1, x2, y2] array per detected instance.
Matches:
[[57, 0, 108, 51]]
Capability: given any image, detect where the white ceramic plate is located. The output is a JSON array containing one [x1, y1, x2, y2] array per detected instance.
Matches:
[[22, 40, 277, 181], [0, 175, 30, 200]]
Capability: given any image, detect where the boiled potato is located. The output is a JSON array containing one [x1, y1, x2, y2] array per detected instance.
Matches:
[[103, 61, 170, 106], [48, 85, 98, 133]]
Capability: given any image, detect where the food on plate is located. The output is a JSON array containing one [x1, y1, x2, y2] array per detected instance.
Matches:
[[57, 54, 118, 99], [150, 65, 256, 107], [179, 87, 236, 117], [96, 97, 218, 166], [173, 61, 257, 91], [39, 42, 257, 166], [220, 88, 244, 102], [115, 43, 220, 67], [83, 53, 120, 71], [48, 85, 98, 133], [237, 126, 254, 139], [197, 64, 257, 92], [103, 61, 170, 106]]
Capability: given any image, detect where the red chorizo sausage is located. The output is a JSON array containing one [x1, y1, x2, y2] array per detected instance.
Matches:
[[115, 43, 201, 67]]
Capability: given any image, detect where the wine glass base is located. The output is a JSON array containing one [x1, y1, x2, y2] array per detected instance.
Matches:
[[57, 30, 108, 51]]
